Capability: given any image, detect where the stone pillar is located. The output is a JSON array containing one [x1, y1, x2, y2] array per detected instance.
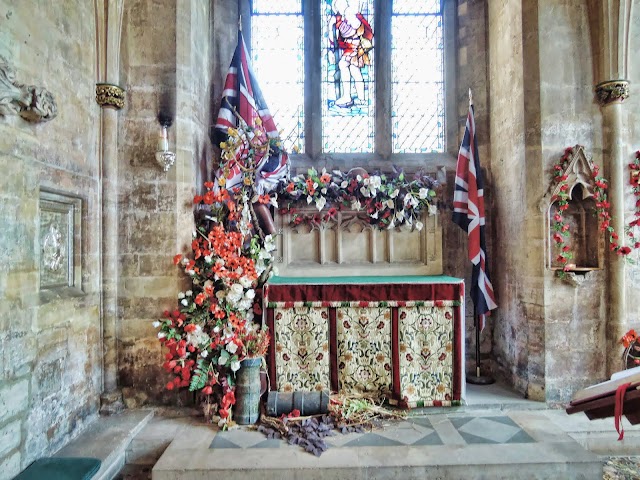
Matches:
[[95, 0, 126, 414], [587, 0, 633, 376], [597, 81, 630, 376]]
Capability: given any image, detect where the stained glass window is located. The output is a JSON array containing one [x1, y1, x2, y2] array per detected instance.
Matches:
[[391, 3, 444, 153], [321, 0, 375, 153], [249, 0, 446, 157], [251, 2, 305, 153]]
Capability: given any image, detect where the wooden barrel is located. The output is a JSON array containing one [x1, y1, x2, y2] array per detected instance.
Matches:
[[234, 357, 262, 425], [266, 391, 330, 417]]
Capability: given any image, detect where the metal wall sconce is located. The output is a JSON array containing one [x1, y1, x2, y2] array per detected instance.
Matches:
[[155, 124, 175, 172]]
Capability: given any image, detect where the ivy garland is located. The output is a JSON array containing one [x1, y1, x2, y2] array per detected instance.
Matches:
[[551, 148, 640, 276]]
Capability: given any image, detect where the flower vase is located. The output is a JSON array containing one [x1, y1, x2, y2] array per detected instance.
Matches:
[[234, 357, 262, 425]]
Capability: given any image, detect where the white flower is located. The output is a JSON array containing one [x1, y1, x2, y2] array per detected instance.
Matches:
[[226, 342, 238, 354], [307, 195, 313, 204], [429, 204, 438, 216], [419, 188, 430, 199], [321, 187, 327, 194], [415, 220, 424, 231], [360, 186, 368, 197], [370, 175, 382, 189], [230, 360, 241, 372], [213, 325, 221, 333], [387, 219, 395, 230], [340, 181, 348, 189], [356, 175, 362, 181], [157, 332, 166, 339], [390, 188, 400, 198], [201, 350, 209, 358], [395, 210, 405, 221], [181, 299, 189, 306], [192, 230, 197, 238], [230, 283, 244, 295], [178, 292, 185, 299], [386, 199, 394, 209], [404, 193, 418, 208], [315, 196, 327, 211], [246, 311, 255, 322], [351, 199, 362, 211], [264, 235, 276, 252], [152, 321, 161, 328], [245, 289, 255, 300], [239, 276, 253, 288], [370, 211, 379, 219], [186, 290, 193, 297], [204, 255, 212, 263], [218, 355, 227, 365]]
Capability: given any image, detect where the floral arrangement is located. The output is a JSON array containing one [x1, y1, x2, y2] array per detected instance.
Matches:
[[276, 167, 440, 230], [621, 329, 640, 369], [550, 147, 574, 271], [550, 147, 640, 277], [591, 150, 640, 256], [155, 118, 282, 427]]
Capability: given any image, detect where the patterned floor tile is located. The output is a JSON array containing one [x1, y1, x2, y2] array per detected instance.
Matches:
[[376, 421, 438, 445], [411, 431, 444, 446], [210, 429, 266, 449], [452, 417, 525, 444], [249, 439, 282, 449], [344, 433, 404, 447], [209, 436, 241, 449]]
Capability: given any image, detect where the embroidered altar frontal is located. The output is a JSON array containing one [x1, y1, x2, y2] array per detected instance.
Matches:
[[264, 276, 465, 407]]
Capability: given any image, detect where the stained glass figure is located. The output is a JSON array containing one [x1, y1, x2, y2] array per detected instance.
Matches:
[[322, 0, 375, 153]]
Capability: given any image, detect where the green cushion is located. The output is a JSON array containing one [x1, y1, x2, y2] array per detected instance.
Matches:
[[14, 457, 101, 480]]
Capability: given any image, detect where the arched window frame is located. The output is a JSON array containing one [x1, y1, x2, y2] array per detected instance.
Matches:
[[241, 0, 457, 171]]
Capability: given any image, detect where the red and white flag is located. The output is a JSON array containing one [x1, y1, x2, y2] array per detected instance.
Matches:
[[452, 102, 497, 331]]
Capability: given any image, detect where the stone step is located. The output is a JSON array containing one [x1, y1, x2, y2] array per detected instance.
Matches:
[[151, 417, 604, 480], [55, 409, 154, 480]]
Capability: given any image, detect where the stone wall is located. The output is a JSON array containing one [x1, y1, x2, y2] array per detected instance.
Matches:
[[537, 0, 606, 404], [117, 0, 217, 406], [625, 5, 640, 329], [487, 0, 531, 397], [0, 2, 102, 478]]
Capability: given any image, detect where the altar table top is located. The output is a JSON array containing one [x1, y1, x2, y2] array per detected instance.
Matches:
[[268, 275, 463, 285]]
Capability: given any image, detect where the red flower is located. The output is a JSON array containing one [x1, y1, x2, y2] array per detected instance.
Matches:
[[202, 386, 213, 395], [204, 181, 214, 190], [184, 324, 197, 333]]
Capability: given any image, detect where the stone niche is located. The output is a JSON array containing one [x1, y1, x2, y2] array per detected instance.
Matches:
[[39, 190, 82, 291], [543, 146, 603, 275]]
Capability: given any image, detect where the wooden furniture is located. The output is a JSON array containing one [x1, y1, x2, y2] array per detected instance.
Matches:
[[264, 275, 465, 407], [566, 372, 640, 424]]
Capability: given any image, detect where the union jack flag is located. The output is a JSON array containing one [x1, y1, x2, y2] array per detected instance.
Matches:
[[214, 30, 288, 194], [452, 103, 497, 331]]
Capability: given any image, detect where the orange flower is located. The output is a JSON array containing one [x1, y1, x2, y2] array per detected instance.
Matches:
[[320, 173, 331, 184], [621, 329, 638, 348], [258, 194, 271, 204]]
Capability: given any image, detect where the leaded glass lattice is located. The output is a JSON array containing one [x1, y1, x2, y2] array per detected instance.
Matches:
[[251, 4, 304, 153], [392, 5, 444, 153], [321, 0, 375, 153]]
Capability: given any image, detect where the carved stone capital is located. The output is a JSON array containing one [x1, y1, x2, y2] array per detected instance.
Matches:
[[96, 83, 125, 110], [595, 80, 629, 106], [0, 56, 57, 122]]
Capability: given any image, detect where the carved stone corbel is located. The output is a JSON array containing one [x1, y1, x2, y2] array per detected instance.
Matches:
[[0, 56, 57, 122], [96, 83, 125, 110], [595, 80, 630, 106]]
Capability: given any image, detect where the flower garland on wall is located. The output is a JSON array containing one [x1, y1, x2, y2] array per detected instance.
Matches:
[[550, 148, 640, 275], [276, 167, 441, 230]]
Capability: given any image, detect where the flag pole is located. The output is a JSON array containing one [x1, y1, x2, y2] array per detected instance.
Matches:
[[465, 88, 495, 386]]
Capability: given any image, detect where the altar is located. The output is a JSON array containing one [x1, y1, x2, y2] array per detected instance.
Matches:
[[264, 275, 465, 407]]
